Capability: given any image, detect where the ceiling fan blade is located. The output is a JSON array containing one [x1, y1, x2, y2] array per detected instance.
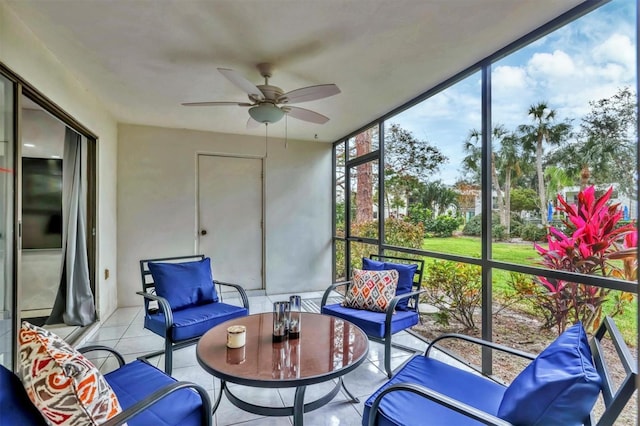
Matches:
[[182, 101, 252, 107], [285, 106, 330, 124], [218, 68, 263, 98], [246, 117, 261, 129], [280, 84, 341, 104]]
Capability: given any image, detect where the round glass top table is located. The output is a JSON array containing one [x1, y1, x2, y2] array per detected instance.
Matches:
[[196, 312, 369, 425]]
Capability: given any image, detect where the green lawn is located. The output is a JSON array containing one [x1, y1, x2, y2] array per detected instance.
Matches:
[[421, 236, 637, 344], [422, 235, 538, 264]]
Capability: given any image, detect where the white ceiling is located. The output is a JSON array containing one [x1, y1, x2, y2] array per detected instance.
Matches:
[[6, 0, 584, 142]]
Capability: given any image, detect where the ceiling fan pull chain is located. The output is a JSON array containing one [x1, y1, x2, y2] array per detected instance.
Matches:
[[285, 114, 288, 150]]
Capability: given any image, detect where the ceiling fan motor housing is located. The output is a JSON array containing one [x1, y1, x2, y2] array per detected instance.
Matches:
[[255, 85, 284, 101]]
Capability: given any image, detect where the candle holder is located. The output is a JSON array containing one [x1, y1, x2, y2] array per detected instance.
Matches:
[[226, 325, 246, 348], [272, 301, 290, 342], [288, 295, 302, 339]]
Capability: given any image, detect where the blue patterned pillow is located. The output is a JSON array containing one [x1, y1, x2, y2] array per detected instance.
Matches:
[[148, 257, 218, 311], [498, 322, 602, 425]]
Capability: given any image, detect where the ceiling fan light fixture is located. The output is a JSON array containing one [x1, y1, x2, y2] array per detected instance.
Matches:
[[248, 104, 285, 124]]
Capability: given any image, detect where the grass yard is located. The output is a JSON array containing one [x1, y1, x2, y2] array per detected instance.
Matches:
[[422, 235, 538, 264], [421, 235, 637, 344]]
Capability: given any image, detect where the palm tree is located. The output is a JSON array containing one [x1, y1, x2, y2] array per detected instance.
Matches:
[[496, 132, 525, 236], [544, 165, 575, 201], [462, 126, 519, 234], [463, 129, 506, 225], [518, 102, 571, 225], [417, 180, 459, 217]]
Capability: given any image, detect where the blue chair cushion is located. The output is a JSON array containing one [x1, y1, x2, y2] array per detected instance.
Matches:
[[363, 355, 507, 426], [362, 257, 385, 271], [0, 364, 47, 425], [321, 303, 418, 338], [148, 258, 218, 311], [497, 322, 602, 426], [363, 258, 418, 311], [105, 360, 204, 426], [145, 302, 248, 342]]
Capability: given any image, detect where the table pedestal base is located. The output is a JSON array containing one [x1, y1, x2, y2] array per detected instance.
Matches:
[[211, 378, 359, 426]]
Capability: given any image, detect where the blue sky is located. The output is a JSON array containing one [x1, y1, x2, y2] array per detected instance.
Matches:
[[389, 0, 636, 185]]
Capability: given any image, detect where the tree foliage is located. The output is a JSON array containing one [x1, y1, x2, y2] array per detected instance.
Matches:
[[510, 187, 538, 213], [547, 87, 637, 196], [384, 123, 447, 183]]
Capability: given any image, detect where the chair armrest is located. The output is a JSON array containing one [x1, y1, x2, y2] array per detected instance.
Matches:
[[136, 291, 174, 332], [321, 281, 351, 307], [77, 345, 126, 368], [214, 280, 250, 311], [384, 289, 427, 326], [367, 382, 513, 426], [387, 288, 426, 311], [101, 381, 212, 426], [426, 333, 536, 361]]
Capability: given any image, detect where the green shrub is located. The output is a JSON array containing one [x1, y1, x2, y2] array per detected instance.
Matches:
[[509, 214, 525, 237], [461, 214, 482, 236], [406, 205, 432, 227], [520, 224, 547, 241], [421, 260, 481, 330], [493, 224, 506, 241], [425, 214, 462, 237], [461, 213, 509, 240]]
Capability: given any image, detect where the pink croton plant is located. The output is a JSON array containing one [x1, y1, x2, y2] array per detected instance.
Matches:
[[534, 186, 637, 334]]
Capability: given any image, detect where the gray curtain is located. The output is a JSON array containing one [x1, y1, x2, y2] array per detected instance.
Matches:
[[47, 128, 95, 326]]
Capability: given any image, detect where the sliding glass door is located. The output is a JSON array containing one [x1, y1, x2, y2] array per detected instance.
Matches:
[[0, 66, 98, 368], [0, 74, 15, 369]]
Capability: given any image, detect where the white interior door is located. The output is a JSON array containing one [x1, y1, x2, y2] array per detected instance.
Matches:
[[197, 155, 263, 290]]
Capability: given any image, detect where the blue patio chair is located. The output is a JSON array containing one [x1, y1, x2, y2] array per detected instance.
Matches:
[[363, 317, 637, 426], [0, 345, 212, 426], [138, 254, 249, 374], [321, 254, 425, 378]]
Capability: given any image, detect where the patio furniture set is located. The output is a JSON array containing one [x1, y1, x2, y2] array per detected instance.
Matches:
[[1, 254, 636, 425]]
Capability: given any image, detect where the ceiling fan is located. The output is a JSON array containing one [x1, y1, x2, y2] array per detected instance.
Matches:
[[182, 63, 340, 128]]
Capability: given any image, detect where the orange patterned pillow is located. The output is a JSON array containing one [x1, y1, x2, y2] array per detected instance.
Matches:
[[343, 268, 399, 312], [18, 322, 124, 426]]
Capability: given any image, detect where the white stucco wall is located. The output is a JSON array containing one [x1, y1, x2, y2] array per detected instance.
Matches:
[[0, 3, 119, 320], [117, 124, 332, 307]]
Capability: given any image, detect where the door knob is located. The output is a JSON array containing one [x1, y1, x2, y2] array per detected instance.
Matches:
[[200, 229, 207, 236]]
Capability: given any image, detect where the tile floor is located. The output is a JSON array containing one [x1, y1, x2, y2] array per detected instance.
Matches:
[[78, 291, 463, 426]]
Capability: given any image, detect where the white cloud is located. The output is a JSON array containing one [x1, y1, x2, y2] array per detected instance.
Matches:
[[527, 50, 576, 79], [492, 65, 528, 93], [593, 33, 635, 69]]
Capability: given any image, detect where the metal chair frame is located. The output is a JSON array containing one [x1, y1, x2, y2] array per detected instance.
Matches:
[[367, 316, 637, 426], [78, 345, 212, 426], [321, 254, 425, 378]]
